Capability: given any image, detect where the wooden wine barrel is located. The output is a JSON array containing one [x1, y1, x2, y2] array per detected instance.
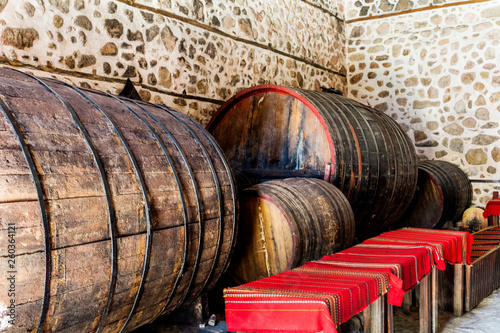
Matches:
[[398, 160, 472, 229], [230, 178, 355, 284], [0, 67, 237, 333], [207, 85, 417, 239]]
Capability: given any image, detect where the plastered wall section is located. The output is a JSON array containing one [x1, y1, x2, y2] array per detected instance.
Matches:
[[346, 0, 500, 206], [0, 0, 346, 126]]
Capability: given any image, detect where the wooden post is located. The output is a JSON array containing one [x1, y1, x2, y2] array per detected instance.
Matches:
[[402, 291, 412, 313], [490, 192, 499, 226], [431, 267, 438, 333], [419, 274, 432, 333], [465, 264, 472, 312], [454, 264, 464, 316], [363, 305, 371, 333], [384, 294, 394, 333], [369, 296, 384, 333]]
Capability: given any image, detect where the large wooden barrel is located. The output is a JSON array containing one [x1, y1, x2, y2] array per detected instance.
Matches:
[[207, 85, 417, 239], [0, 67, 237, 333], [398, 160, 472, 229], [230, 178, 355, 284]]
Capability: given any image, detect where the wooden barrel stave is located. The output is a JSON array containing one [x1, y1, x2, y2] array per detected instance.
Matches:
[[0, 67, 236, 332]]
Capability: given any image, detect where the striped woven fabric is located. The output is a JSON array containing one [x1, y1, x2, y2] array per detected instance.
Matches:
[[224, 228, 471, 332], [483, 198, 500, 218], [316, 243, 433, 294], [363, 228, 472, 267], [471, 226, 500, 262], [225, 264, 403, 333]]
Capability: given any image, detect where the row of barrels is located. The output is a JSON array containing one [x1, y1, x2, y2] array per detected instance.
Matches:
[[207, 84, 473, 283], [0, 68, 472, 332]]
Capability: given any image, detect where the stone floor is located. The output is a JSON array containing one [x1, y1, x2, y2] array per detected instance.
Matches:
[[137, 287, 500, 332], [393, 288, 500, 333]]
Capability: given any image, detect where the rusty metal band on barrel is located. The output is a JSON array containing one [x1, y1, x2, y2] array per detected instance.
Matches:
[[49, 81, 119, 333], [156, 104, 224, 304], [10, 69, 120, 333], [126, 101, 198, 321], [180, 109, 238, 290], [101, 93, 155, 333], [125, 99, 207, 314], [0, 96, 52, 333]]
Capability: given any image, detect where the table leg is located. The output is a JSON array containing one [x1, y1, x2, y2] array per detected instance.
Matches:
[[432, 267, 438, 333], [370, 296, 384, 333], [402, 291, 412, 313], [363, 305, 371, 333], [385, 294, 393, 333], [419, 274, 432, 333], [465, 264, 471, 312], [454, 264, 464, 316]]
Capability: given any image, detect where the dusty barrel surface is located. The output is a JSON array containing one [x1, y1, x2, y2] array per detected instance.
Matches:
[[0, 68, 237, 333], [230, 178, 355, 284], [399, 160, 472, 229], [207, 85, 417, 239]]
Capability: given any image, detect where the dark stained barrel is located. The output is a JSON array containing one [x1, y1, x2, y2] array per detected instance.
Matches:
[[230, 178, 355, 284], [0, 67, 237, 333], [207, 85, 417, 239], [398, 160, 473, 229]]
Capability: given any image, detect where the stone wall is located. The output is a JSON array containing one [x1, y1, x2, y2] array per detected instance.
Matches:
[[346, 0, 500, 206], [346, 0, 470, 20], [0, 0, 346, 125]]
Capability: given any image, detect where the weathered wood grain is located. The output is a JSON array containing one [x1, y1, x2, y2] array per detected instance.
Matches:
[[230, 177, 354, 284], [207, 85, 417, 240], [0, 67, 236, 333]]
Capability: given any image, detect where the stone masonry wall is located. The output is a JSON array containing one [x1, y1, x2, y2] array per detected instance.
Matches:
[[346, 0, 469, 20], [346, 0, 500, 207], [0, 0, 346, 125]]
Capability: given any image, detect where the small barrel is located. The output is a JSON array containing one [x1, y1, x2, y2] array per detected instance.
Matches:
[[230, 178, 355, 284], [0, 67, 236, 332], [207, 85, 417, 239], [399, 160, 472, 229]]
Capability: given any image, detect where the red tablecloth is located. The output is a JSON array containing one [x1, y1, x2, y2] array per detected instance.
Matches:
[[471, 226, 500, 262], [317, 243, 433, 295], [483, 198, 500, 218], [225, 264, 402, 333], [363, 228, 472, 267], [224, 228, 471, 332]]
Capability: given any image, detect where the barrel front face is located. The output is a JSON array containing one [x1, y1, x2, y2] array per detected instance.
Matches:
[[230, 178, 355, 284], [207, 87, 332, 181], [208, 85, 417, 239], [399, 160, 472, 229], [0, 68, 236, 332], [231, 194, 295, 283]]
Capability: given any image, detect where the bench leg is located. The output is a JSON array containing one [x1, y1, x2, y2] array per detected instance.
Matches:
[[465, 265, 471, 312], [363, 305, 371, 333], [369, 296, 384, 333], [432, 267, 438, 333], [402, 291, 412, 313], [454, 264, 464, 317], [384, 294, 393, 333], [419, 274, 432, 333]]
